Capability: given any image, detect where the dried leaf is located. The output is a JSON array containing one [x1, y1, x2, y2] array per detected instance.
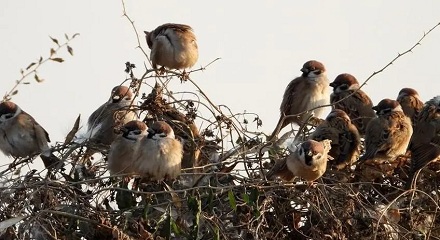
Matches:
[[50, 58, 64, 63], [26, 62, 36, 70], [20, 69, 24, 75], [164, 182, 182, 209], [64, 33, 69, 40], [72, 33, 80, 38], [34, 74, 44, 83], [50, 48, 56, 56], [23, 82, 30, 85], [38, 56, 43, 63], [11, 90, 18, 96], [67, 45, 74, 56], [64, 114, 81, 144], [49, 36, 59, 46], [0, 216, 27, 231]]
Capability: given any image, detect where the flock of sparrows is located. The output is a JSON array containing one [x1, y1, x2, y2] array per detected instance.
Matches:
[[268, 60, 439, 187], [0, 23, 197, 181], [0, 23, 438, 188]]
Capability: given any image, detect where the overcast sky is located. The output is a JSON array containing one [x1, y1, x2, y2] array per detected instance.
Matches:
[[1, 1, 439, 169]]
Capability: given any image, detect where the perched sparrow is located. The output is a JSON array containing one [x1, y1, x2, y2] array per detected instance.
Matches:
[[0, 101, 61, 168], [360, 99, 413, 163], [133, 121, 183, 180], [267, 139, 332, 182], [396, 87, 423, 125], [269, 60, 330, 140], [107, 120, 148, 175], [87, 85, 138, 146], [144, 23, 198, 73], [406, 96, 440, 188], [329, 73, 375, 135], [309, 109, 361, 169]]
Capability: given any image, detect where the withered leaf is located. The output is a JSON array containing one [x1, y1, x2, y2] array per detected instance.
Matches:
[[72, 33, 80, 38], [38, 56, 43, 63], [67, 45, 73, 56], [50, 48, 56, 56], [26, 62, 36, 70], [11, 90, 18, 96], [34, 74, 44, 83], [64, 33, 69, 40], [50, 58, 64, 63], [49, 36, 59, 46], [64, 114, 81, 144]]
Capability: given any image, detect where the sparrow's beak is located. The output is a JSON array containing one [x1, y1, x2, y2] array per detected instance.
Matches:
[[147, 128, 155, 138], [329, 82, 335, 87], [144, 31, 149, 35], [300, 68, 308, 73], [372, 106, 379, 112]]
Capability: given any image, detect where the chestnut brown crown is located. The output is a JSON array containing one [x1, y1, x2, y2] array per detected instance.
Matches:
[[329, 73, 359, 89], [300, 60, 326, 77], [372, 99, 402, 115], [0, 101, 18, 116], [110, 86, 133, 103]]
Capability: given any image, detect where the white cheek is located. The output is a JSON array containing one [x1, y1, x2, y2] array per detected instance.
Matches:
[[308, 72, 320, 78]]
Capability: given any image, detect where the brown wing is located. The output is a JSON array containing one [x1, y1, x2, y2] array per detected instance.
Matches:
[[360, 118, 387, 161], [337, 123, 361, 166], [309, 122, 340, 160], [332, 90, 375, 135]]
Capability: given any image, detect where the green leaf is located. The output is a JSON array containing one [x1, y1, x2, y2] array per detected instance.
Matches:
[[213, 226, 220, 240], [67, 45, 74, 56], [26, 62, 36, 70], [250, 187, 259, 203], [187, 195, 201, 239], [50, 58, 64, 63], [228, 190, 237, 211], [171, 220, 181, 236], [49, 36, 59, 46], [242, 193, 250, 204]]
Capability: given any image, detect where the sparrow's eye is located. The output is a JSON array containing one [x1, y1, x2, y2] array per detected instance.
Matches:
[[339, 85, 349, 91], [132, 130, 142, 135], [381, 108, 392, 115], [1, 114, 13, 120]]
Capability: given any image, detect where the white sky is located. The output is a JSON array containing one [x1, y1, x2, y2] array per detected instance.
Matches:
[[1, 1, 439, 169]]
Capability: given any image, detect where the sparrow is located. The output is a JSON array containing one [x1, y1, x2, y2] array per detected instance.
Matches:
[[329, 73, 376, 135], [269, 60, 330, 141], [0, 101, 61, 168], [396, 87, 423, 125], [144, 23, 198, 73], [86, 85, 138, 147], [107, 120, 148, 175], [133, 121, 183, 180], [360, 99, 413, 163], [406, 96, 440, 188], [309, 109, 361, 169], [267, 139, 332, 182]]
